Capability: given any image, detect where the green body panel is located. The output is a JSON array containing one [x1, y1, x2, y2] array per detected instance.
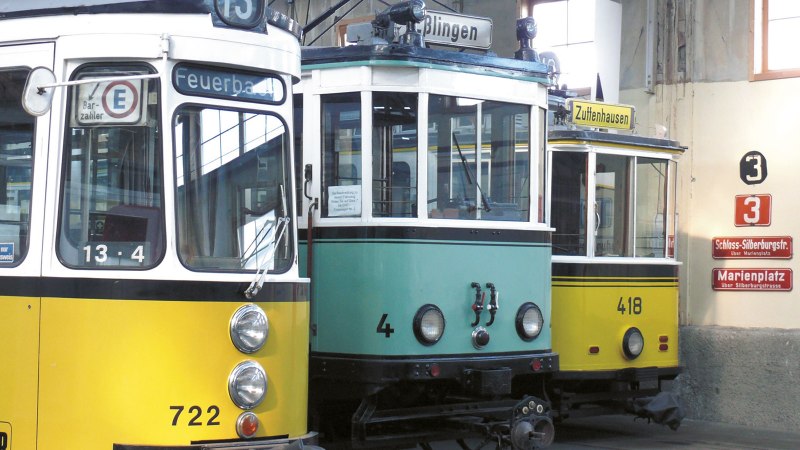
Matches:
[[301, 237, 552, 356]]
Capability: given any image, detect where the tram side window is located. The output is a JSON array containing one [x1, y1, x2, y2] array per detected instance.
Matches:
[[635, 157, 669, 257], [174, 106, 293, 273], [551, 151, 587, 256], [58, 65, 164, 268], [373, 92, 417, 218], [321, 93, 362, 218], [0, 69, 34, 266], [427, 95, 531, 221]]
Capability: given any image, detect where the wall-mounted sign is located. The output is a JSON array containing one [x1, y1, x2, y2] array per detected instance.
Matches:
[[173, 64, 285, 104], [740, 150, 767, 185], [712, 236, 792, 259], [712, 268, 792, 291], [734, 194, 771, 226], [415, 10, 493, 49], [567, 99, 635, 130]]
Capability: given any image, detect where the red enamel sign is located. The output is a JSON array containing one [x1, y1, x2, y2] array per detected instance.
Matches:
[[712, 236, 792, 259], [734, 194, 771, 226], [712, 268, 792, 291]]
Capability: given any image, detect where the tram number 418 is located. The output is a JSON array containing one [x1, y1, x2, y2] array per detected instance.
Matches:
[[0, 432, 7, 450], [617, 296, 642, 315], [170, 405, 221, 426]]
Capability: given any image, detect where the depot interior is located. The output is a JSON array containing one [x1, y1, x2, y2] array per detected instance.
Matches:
[[269, 0, 800, 432]]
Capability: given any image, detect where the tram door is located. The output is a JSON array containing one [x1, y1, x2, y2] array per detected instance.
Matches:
[[0, 43, 54, 449]]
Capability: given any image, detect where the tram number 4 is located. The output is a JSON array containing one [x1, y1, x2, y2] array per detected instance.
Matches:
[[170, 405, 221, 426], [617, 296, 642, 315], [376, 313, 395, 338]]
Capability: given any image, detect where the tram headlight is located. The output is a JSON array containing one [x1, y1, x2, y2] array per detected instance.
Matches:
[[230, 304, 269, 354], [413, 304, 445, 345], [622, 327, 644, 360], [516, 302, 543, 341], [228, 361, 268, 410]]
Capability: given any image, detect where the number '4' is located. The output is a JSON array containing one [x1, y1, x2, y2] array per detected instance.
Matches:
[[376, 313, 395, 338]]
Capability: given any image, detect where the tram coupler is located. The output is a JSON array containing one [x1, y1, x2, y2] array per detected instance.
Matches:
[[508, 396, 555, 450]]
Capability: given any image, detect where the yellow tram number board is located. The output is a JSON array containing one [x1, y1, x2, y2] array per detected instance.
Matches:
[[567, 99, 635, 130]]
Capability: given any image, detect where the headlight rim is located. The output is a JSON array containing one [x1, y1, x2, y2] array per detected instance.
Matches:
[[413, 303, 446, 346], [515, 302, 544, 341], [228, 360, 268, 410], [230, 303, 269, 354], [622, 327, 644, 360]]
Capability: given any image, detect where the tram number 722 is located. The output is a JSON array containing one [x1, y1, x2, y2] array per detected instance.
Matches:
[[617, 296, 643, 315], [170, 405, 221, 427]]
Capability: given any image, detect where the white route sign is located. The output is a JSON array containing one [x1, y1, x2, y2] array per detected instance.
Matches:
[[75, 79, 144, 126]]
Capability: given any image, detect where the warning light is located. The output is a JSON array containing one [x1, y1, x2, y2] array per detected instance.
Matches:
[[236, 412, 259, 438], [531, 358, 543, 372], [429, 364, 441, 378]]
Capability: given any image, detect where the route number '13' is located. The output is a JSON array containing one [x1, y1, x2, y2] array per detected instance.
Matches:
[[734, 194, 771, 227]]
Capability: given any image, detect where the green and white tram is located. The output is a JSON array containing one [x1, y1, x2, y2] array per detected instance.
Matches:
[[296, 3, 557, 448]]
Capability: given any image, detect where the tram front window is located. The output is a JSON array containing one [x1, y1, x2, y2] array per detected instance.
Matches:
[[373, 92, 417, 218], [427, 95, 531, 221], [174, 106, 293, 273], [321, 93, 362, 218], [635, 157, 669, 257], [58, 65, 164, 268], [0, 69, 34, 266], [551, 151, 587, 256]]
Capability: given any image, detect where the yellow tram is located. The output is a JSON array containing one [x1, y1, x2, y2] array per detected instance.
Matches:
[[547, 99, 685, 426], [0, 1, 316, 448]]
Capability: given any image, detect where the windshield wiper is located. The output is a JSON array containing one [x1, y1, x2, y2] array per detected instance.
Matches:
[[244, 184, 290, 299], [452, 132, 491, 212]]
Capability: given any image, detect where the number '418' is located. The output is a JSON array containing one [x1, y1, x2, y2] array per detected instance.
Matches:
[[617, 296, 642, 315]]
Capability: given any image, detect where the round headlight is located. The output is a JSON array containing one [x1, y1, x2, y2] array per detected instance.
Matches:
[[413, 304, 445, 345], [516, 302, 544, 341], [228, 361, 267, 410], [230, 304, 269, 354], [623, 327, 644, 360]]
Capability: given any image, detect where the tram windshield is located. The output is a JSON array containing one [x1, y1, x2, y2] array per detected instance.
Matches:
[[427, 95, 531, 221], [0, 69, 34, 266], [174, 106, 293, 273], [58, 65, 164, 268], [551, 150, 675, 258]]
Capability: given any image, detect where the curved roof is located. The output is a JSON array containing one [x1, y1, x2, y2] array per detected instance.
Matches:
[[302, 43, 550, 82]]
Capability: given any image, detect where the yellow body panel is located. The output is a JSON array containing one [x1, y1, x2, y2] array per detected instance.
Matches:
[[552, 279, 679, 372], [0, 297, 41, 450], [4, 295, 309, 450]]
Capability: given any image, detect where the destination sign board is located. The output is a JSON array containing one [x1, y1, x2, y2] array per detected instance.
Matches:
[[712, 236, 792, 259], [414, 10, 492, 50], [712, 268, 792, 291], [567, 99, 635, 130], [173, 64, 285, 104]]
